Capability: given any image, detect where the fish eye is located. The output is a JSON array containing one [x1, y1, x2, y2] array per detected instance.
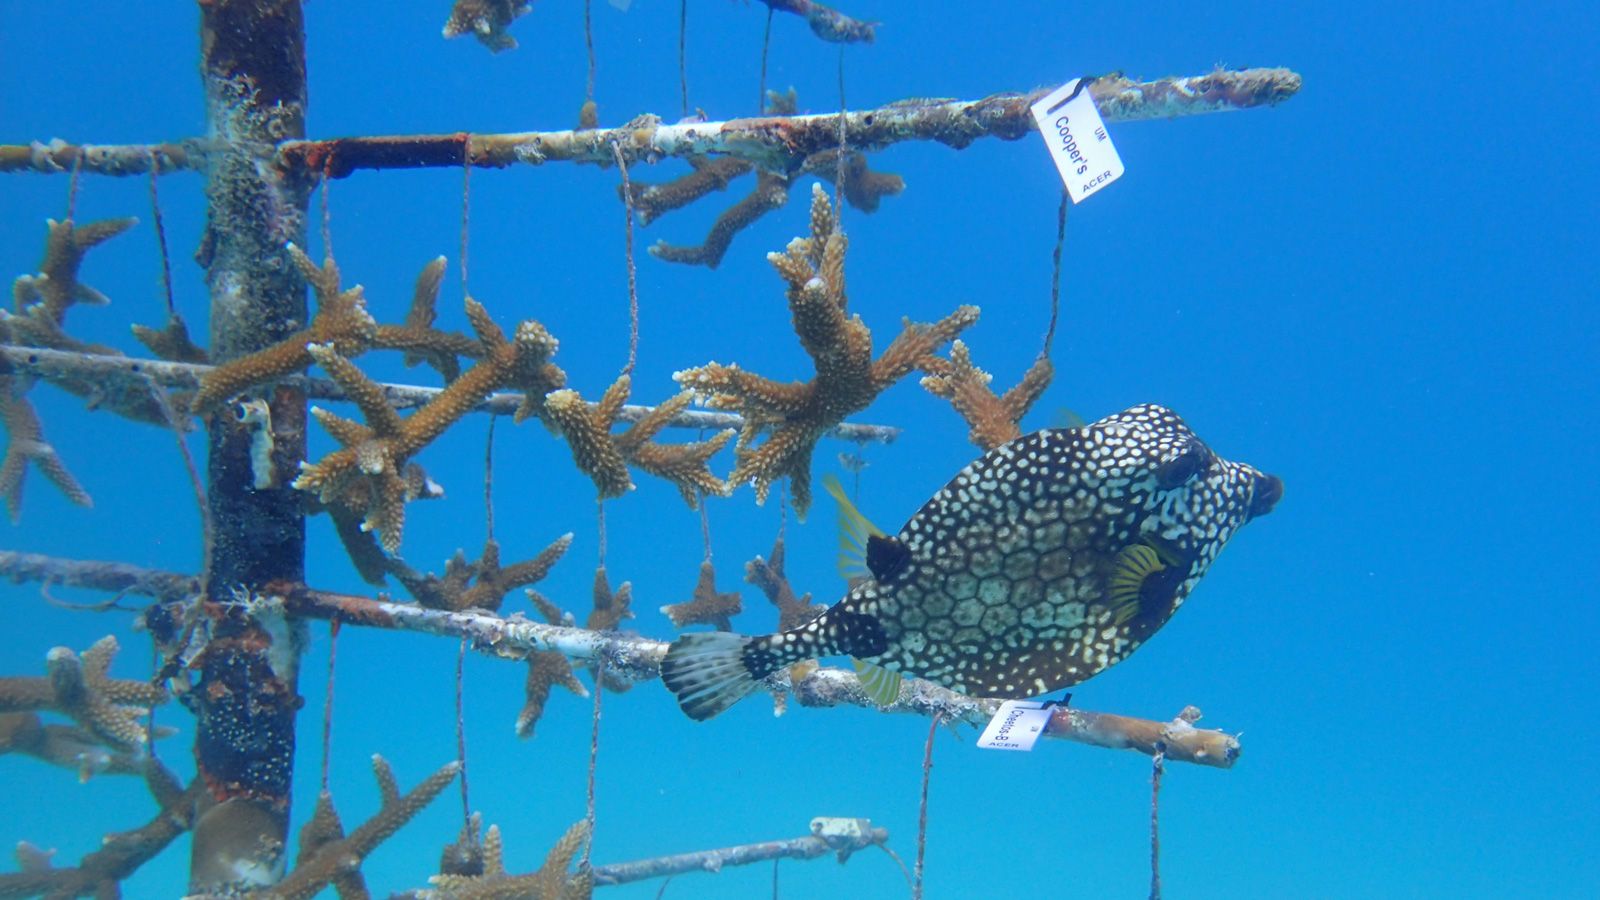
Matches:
[[1154, 440, 1214, 490]]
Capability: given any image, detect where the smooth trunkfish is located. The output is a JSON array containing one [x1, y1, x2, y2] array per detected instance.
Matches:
[[660, 404, 1283, 720]]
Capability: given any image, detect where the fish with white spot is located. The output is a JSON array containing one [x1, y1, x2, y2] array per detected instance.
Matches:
[[659, 404, 1282, 720]]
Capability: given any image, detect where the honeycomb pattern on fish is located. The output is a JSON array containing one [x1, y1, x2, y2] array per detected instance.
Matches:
[[660, 404, 1282, 719]]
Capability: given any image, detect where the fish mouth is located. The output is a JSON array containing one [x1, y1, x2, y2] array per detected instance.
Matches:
[[1250, 473, 1284, 518]]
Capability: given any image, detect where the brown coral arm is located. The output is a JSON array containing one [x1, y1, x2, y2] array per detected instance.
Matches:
[[191, 245, 377, 415], [0, 375, 92, 521], [920, 341, 1054, 451], [261, 756, 460, 900], [24, 217, 137, 322], [661, 560, 744, 630], [650, 170, 791, 269], [625, 155, 754, 226]]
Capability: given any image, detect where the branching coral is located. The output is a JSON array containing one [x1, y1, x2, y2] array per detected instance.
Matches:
[[585, 567, 636, 694], [0, 636, 169, 754], [745, 536, 825, 632], [293, 299, 560, 552], [640, 155, 902, 270], [544, 375, 733, 506], [674, 184, 979, 515], [660, 560, 743, 631], [254, 755, 461, 900], [373, 255, 485, 383], [191, 245, 378, 416], [424, 819, 592, 900], [442, 0, 532, 53], [0, 375, 92, 521], [0, 757, 200, 900], [14, 217, 137, 323], [3, 216, 179, 426], [635, 91, 904, 269], [132, 314, 210, 364], [650, 170, 791, 270], [515, 592, 589, 739], [0, 711, 149, 781], [920, 340, 1054, 451], [389, 533, 573, 613], [622, 156, 753, 227]]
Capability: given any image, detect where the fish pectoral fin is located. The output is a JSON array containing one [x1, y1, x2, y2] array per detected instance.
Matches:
[[851, 658, 904, 708], [825, 473, 887, 581], [864, 534, 911, 583], [1106, 544, 1166, 626]]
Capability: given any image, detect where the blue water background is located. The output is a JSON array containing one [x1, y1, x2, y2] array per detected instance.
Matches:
[[3, 1, 1596, 897]]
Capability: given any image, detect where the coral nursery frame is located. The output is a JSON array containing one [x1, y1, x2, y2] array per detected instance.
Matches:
[[0, 1, 1298, 897]]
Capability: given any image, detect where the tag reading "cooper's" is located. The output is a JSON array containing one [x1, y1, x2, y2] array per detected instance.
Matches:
[[977, 700, 1055, 751], [1030, 79, 1124, 203]]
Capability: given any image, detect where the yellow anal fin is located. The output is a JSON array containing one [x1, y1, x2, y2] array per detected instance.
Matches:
[[1105, 543, 1167, 626], [824, 473, 886, 582], [852, 657, 903, 708]]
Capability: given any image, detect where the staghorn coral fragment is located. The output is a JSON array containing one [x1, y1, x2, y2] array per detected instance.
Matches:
[[586, 566, 636, 694], [920, 340, 1053, 451], [0, 757, 200, 900], [190, 244, 378, 415], [650, 170, 790, 269], [660, 560, 743, 631], [800, 148, 906, 213], [675, 184, 978, 515], [0, 711, 148, 781], [622, 156, 754, 227], [424, 819, 591, 900], [743, 536, 825, 631], [517, 647, 589, 740], [295, 303, 558, 552], [515, 592, 589, 739], [0, 636, 169, 753], [13, 217, 137, 323], [258, 755, 461, 900], [443, 0, 531, 53], [131, 314, 210, 364], [546, 376, 733, 505], [440, 812, 487, 878], [0, 375, 92, 521], [390, 533, 573, 613], [373, 256, 486, 383]]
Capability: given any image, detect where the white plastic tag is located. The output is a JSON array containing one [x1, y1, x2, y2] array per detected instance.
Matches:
[[1030, 79, 1124, 203], [977, 700, 1055, 751]]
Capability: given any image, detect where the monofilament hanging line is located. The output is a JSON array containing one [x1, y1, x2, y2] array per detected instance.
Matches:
[[611, 140, 641, 377], [461, 134, 473, 297], [456, 638, 471, 826], [320, 159, 335, 259], [146, 153, 176, 318], [758, 7, 773, 114], [65, 149, 82, 222], [912, 711, 942, 900], [1149, 746, 1166, 900], [834, 42, 848, 225], [679, 0, 689, 118], [320, 618, 340, 793], [584, 0, 596, 108], [483, 413, 497, 542], [1043, 189, 1068, 359], [583, 654, 607, 868]]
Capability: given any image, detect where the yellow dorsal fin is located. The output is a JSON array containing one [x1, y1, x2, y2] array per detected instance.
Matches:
[[1105, 544, 1167, 626], [852, 657, 903, 708], [824, 473, 885, 582]]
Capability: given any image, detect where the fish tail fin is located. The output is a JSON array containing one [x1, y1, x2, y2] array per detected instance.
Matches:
[[660, 632, 762, 721]]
